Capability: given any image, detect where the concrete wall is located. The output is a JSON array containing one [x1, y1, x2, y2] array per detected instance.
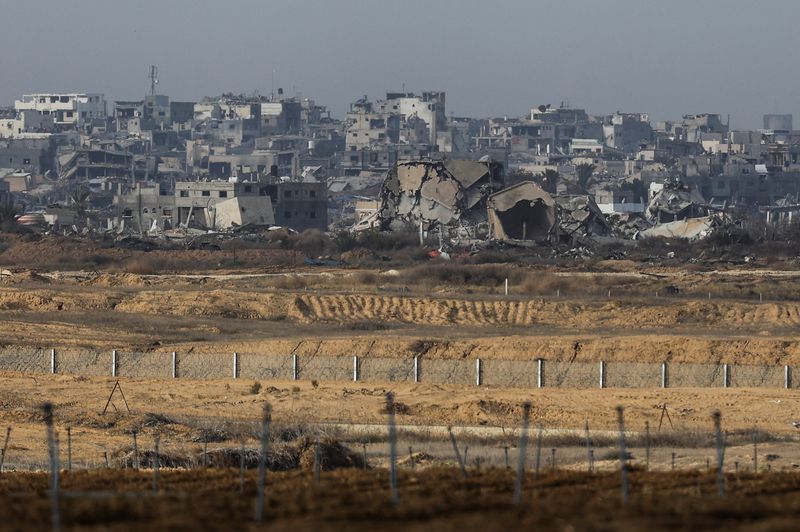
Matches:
[[0, 348, 797, 390]]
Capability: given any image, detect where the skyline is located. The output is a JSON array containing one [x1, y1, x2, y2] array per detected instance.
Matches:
[[1, 0, 798, 128]]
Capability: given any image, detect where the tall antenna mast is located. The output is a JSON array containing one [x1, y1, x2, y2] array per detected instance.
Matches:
[[148, 65, 159, 96]]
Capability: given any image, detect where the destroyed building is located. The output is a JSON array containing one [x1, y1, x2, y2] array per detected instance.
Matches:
[[646, 179, 711, 223], [0, 138, 57, 176], [487, 181, 610, 245], [487, 181, 557, 243], [554, 195, 611, 244], [262, 181, 328, 232], [114, 179, 323, 233], [370, 159, 505, 234]]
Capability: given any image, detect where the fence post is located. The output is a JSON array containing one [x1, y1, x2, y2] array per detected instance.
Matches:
[[153, 434, 160, 494], [616, 406, 629, 505], [66, 426, 72, 472], [512, 402, 531, 505], [413, 356, 419, 383], [785, 366, 791, 389], [233, 352, 238, 379], [713, 410, 725, 497], [171, 352, 177, 379], [447, 426, 467, 480], [386, 393, 399, 506], [292, 354, 298, 381], [111, 350, 117, 377], [661, 362, 668, 388], [537, 359, 544, 388], [254, 403, 272, 523], [475, 358, 482, 386], [599, 361, 606, 389], [353, 356, 359, 382], [50, 349, 56, 374], [43, 403, 59, 532], [723, 364, 730, 388]]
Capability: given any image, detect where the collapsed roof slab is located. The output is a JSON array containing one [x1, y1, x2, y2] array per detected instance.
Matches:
[[488, 181, 556, 242], [397, 163, 427, 192], [420, 175, 460, 209], [443, 159, 489, 189], [419, 198, 458, 225]]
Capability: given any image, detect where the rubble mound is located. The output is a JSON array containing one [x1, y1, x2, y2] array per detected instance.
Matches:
[[83, 273, 151, 287], [0, 270, 51, 285]]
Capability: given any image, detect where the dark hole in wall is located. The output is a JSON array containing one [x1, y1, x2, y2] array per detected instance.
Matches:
[[496, 200, 553, 240]]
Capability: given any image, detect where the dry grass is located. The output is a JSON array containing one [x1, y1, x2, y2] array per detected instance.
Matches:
[[516, 272, 649, 296], [120, 256, 158, 275]]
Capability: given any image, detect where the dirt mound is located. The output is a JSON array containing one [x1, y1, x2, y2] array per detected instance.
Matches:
[[0, 270, 51, 285], [399, 451, 434, 467], [83, 273, 151, 287], [296, 437, 365, 471], [120, 438, 366, 472], [112, 447, 193, 469]]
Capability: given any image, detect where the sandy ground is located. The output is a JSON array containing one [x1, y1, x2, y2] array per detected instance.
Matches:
[[1, 268, 800, 365], [0, 373, 798, 471], [1, 267, 800, 478]]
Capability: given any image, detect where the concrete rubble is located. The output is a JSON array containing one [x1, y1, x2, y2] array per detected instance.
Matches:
[[364, 159, 504, 238]]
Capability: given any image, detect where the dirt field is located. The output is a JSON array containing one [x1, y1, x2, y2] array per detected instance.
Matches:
[[0, 373, 798, 471], [1, 258, 800, 528], [2, 267, 800, 365], [2, 468, 800, 530]]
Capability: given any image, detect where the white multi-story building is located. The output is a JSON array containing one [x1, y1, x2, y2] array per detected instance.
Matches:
[[0, 110, 55, 139], [14, 93, 106, 128]]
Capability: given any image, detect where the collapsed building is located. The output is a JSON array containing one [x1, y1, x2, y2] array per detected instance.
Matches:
[[113, 179, 324, 234], [360, 159, 504, 236], [487, 181, 610, 245], [647, 179, 711, 223], [487, 182, 556, 243]]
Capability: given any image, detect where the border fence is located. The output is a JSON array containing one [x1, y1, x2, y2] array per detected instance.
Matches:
[[0, 347, 797, 389]]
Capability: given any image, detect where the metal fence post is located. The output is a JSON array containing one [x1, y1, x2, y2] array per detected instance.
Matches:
[[785, 366, 791, 389], [476, 358, 482, 386], [233, 352, 238, 379], [537, 358, 544, 388], [111, 350, 117, 377], [661, 362, 668, 388], [353, 355, 359, 382], [599, 361, 606, 389], [171, 352, 177, 378], [413, 356, 419, 383], [50, 349, 56, 374], [723, 364, 730, 388]]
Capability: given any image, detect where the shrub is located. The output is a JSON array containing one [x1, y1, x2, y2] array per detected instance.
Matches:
[[397, 264, 519, 288], [293, 229, 327, 257], [122, 257, 157, 275], [353, 229, 419, 251], [249, 382, 262, 395]]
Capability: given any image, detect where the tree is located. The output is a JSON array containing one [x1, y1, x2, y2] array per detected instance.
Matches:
[[0, 201, 18, 232], [575, 163, 596, 194], [69, 187, 90, 216], [507, 168, 536, 185], [539, 169, 560, 194]]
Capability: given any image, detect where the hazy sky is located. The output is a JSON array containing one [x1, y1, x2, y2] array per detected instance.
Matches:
[[1, 0, 797, 128]]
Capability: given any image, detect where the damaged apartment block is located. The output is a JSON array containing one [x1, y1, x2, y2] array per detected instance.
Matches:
[[487, 181, 610, 246], [364, 159, 504, 238]]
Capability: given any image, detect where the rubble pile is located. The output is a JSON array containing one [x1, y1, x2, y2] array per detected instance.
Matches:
[[363, 159, 504, 237]]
